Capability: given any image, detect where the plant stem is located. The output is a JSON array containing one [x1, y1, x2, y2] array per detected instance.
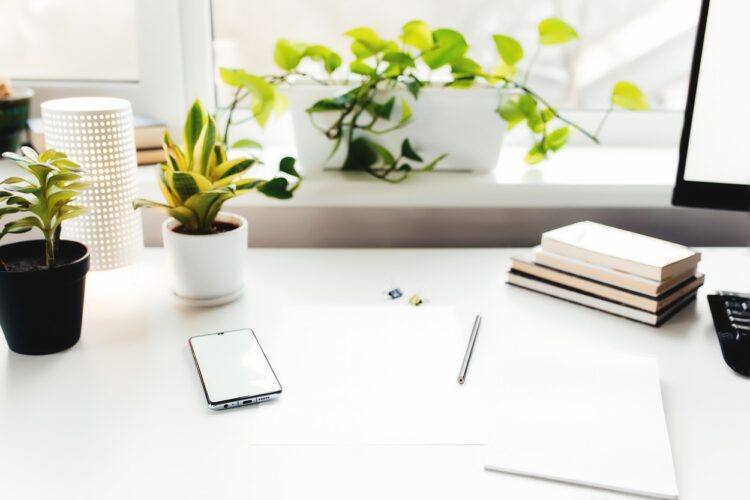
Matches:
[[44, 229, 54, 269], [223, 86, 244, 145], [505, 79, 600, 144], [523, 45, 541, 86], [593, 105, 613, 140]]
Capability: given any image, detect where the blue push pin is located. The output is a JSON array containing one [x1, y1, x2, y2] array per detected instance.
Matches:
[[386, 288, 403, 300]]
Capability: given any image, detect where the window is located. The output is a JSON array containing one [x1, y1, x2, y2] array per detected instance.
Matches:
[[1, 0, 214, 132]]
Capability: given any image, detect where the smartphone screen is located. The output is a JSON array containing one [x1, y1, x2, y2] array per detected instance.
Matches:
[[189, 329, 282, 408]]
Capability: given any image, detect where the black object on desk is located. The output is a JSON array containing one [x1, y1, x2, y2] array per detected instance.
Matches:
[[707, 292, 750, 376]]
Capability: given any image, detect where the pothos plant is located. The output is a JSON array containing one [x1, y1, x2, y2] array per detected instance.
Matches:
[[0, 147, 89, 270], [220, 18, 649, 182], [133, 99, 301, 234]]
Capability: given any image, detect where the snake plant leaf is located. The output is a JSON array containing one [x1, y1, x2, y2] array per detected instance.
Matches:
[[611, 81, 650, 111], [274, 39, 306, 71], [279, 157, 301, 178], [234, 178, 264, 192], [538, 18, 579, 45], [421, 29, 468, 69], [493, 35, 524, 66], [168, 171, 212, 202], [400, 20, 433, 52], [168, 206, 199, 231], [183, 100, 205, 165], [213, 157, 256, 181], [133, 198, 172, 211], [192, 114, 217, 175], [401, 139, 423, 162]]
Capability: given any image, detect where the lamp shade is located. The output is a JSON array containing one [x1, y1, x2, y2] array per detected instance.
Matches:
[[41, 97, 143, 270]]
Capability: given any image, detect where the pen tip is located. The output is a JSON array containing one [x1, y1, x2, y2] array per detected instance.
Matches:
[[458, 377, 464, 384]]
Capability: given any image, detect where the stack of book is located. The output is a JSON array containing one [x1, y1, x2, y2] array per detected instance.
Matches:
[[27, 115, 167, 166], [507, 221, 704, 326]]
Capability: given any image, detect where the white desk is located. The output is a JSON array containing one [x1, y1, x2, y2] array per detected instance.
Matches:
[[1, 248, 749, 500]]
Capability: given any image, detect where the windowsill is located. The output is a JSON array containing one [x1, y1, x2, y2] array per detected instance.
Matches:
[[2, 145, 679, 209]]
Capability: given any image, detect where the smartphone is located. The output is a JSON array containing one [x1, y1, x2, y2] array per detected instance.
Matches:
[[189, 329, 282, 410]]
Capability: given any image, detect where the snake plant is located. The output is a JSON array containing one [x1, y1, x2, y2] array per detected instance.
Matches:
[[0, 147, 89, 269], [134, 99, 301, 235]]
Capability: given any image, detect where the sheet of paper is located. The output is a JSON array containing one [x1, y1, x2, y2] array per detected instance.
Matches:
[[484, 351, 678, 500], [241, 305, 489, 445]]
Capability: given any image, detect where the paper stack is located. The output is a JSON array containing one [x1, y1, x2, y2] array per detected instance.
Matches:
[[507, 221, 703, 326]]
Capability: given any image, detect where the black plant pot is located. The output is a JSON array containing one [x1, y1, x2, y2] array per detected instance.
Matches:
[[0, 88, 33, 152], [0, 240, 90, 355]]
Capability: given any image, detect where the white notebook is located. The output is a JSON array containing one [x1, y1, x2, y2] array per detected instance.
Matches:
[[485, 351, 678, 499]]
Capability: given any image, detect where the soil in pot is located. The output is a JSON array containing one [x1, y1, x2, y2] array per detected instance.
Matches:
[[172, 221, 239, 235], [0, 240, 90, 355]]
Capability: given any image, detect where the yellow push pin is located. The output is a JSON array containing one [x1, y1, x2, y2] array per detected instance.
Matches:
[[408, 294, 424, 306]]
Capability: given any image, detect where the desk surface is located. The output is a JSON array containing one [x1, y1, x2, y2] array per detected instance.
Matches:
[[1, 247, 748, 500]]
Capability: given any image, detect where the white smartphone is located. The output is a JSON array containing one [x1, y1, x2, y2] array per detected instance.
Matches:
[[189, 329, 282, 411]]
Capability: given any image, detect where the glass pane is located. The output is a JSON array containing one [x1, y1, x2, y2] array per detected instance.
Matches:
[[212, 0, 699, 110], [0, 0, 138, 81]]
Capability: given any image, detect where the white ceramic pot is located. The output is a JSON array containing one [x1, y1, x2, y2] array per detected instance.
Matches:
[[161, 212, 248, 307], [286, 84, 509, 173]]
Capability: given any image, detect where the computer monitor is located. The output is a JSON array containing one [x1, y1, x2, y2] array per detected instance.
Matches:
[[672, 0, 749, 212]]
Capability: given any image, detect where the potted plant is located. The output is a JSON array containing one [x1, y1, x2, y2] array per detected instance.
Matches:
[[220, 18, 649, 182], [0, 147, 90, 355], [134, 99, 301, 306], [0, 79, 34, 153]]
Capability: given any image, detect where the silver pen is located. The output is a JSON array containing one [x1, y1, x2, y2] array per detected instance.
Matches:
[[458, 314, 481, 384]]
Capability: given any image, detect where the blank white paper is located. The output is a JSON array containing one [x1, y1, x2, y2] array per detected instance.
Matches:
[[484, 351, 678, 499], [242, 305, 489, 445]]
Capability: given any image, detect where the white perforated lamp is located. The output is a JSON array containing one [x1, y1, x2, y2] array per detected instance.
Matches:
[[41, 97, 143, 270]]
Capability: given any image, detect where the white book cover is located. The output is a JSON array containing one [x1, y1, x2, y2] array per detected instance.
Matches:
[[541, 221, 700, 280], [485, 351, 678, 499]]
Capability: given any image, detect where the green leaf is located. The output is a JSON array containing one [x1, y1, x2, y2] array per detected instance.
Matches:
[[611, 81, 650, 111], [421, 29, 468, 70], [543, 126, 569, 151], [219, 67, 243, 87], [0, 176, 27, 185], [350, 60, 376, 76], [278, 156, 301, 178], [169, 171, 212, 202], [399, 99, 412, 124], [492, 35, 524, 65], [344, 27, 388, 56], [303, 45, 342, 74], [20, 146, 39, 161], [400, 139, 423, 162], [3, 216, 41, 234], [183, 100, 205, 164], [403, 77, 422, 99], [371, 97, 396, 120], [258, 177, 293, 199], [524, 143, 547, 164], [53, 206, 87, 229], [518, 94, 538, 117], [274, 39, 306, 71], [383, 51, 416, 69], [497, 97, 524, 129], [400, 20, 433, 51], [420, 153, 448, 172], [343, 137, 379, 170], [168, 206, 200, 231], [369, 141, 395, 166], [538, 18, 579, 45], [450, 57, 483, 78], [230, 139, 263, 150], [192, 114, 217, 175], [540, 107, 555, 123]]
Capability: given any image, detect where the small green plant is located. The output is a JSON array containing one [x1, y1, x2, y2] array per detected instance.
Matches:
[[133, 99, 301, 234], [0, 147, 89, 270], [220, 18, 648, 182]]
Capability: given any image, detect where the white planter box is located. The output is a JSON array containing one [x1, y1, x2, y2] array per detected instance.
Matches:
[[162, 212, 248, 307], [286, 84, 508, 173]]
